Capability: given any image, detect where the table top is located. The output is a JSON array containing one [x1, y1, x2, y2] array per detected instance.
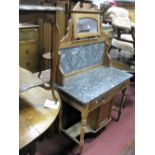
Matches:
[[19, 87, 61, 149], [19, 4, 64, 12], [19, 67, 43, 93], [19, 23, 39, 29], [56, 66, 132, 105]]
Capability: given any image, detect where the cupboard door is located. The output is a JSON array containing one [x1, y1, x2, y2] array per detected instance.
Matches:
[[88, 99, 113, 130], [96, 100, 113, 128]]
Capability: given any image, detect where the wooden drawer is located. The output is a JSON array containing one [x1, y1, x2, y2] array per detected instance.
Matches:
[[19, 28, 38, 41], [19, 41, 40, 72]]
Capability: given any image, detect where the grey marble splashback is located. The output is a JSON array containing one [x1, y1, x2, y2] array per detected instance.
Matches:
[[60, 42, 104, 74], [56, 66, 132, 105]]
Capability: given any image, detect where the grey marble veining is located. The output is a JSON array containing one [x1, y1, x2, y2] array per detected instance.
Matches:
[[60, 42, 104, 74], [56, 66, 132, 105]]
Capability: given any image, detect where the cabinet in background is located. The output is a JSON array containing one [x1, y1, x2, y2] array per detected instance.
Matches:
[[19, 23, 40, 73]]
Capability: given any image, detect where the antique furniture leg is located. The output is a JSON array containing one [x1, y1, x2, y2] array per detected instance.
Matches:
[[122, 87, 128, 109], [113, 85, 128, 121], [79, 107, 89, 154]]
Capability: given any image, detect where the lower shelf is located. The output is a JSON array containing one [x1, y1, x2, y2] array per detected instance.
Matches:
[[61, 118, 111, 144]]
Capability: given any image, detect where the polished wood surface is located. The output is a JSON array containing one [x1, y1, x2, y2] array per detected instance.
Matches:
[[19, 87, 61, 149]]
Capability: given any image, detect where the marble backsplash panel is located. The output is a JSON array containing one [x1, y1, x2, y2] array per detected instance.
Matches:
[[60, 42, 104, 74]]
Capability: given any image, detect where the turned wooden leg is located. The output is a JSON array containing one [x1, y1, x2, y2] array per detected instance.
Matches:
[[115, 87, 127, 121], [79, 109, 88, 154], [122, 88, 127, 109]]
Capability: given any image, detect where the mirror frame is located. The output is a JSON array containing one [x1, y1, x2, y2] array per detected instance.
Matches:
[[73, 13, 101, 39]]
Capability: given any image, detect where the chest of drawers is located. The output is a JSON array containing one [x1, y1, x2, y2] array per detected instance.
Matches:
[[19, 24, 40, 73]]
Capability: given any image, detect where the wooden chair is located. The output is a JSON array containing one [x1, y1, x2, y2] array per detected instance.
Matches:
[[106, 7, 135, 69], [55, 2, 132, 153]]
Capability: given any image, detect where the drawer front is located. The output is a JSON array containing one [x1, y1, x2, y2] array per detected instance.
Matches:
[[19, 42, 40, 72], [19, 28, 39, 41]]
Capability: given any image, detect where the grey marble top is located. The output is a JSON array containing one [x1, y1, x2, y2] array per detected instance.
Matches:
[[56, 66, 132, 105]]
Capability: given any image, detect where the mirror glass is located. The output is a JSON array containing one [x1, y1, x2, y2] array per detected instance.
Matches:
[[76, 18, 98, 33]]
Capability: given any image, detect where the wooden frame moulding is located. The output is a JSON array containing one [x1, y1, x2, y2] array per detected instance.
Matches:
[[56, 2, 111, 85]]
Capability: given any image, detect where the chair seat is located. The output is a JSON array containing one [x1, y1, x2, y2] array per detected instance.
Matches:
[[111, 38, 134, 53], [121, 34, 133, 42], [112, 16, 131, 30], [56, 66, 132, 105]]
